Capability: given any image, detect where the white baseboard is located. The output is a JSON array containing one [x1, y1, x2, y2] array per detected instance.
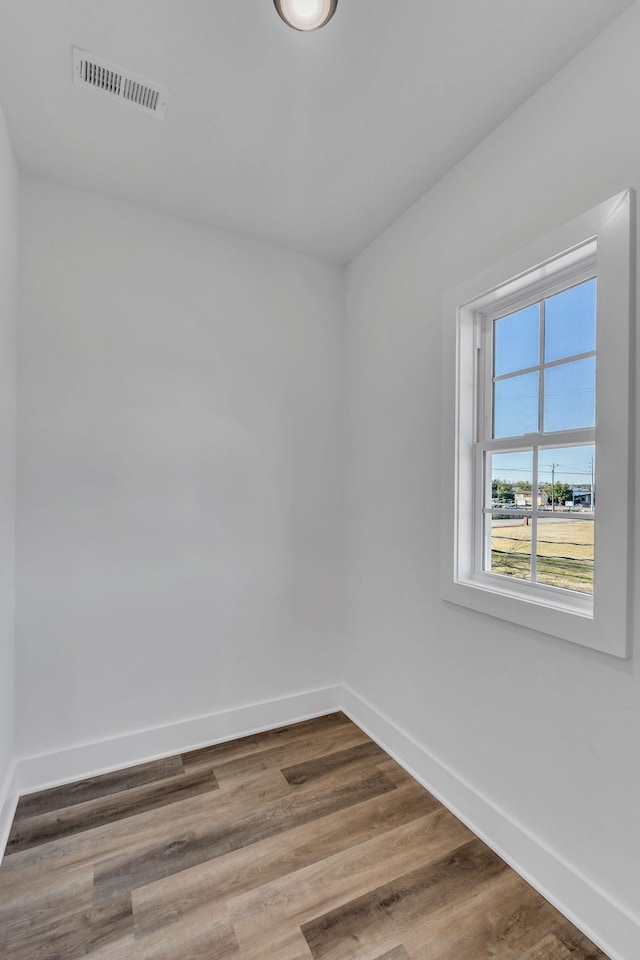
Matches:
[[342, 685, 640, 960], [0, 759, 18, 864], [5, 683, 342, 809]]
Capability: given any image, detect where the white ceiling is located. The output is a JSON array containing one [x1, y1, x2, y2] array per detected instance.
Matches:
[[0, 0, 633, 263]]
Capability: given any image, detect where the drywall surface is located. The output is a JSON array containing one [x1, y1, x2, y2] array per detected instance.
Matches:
[[16, 178, 345, 757], [345, 1, 640, 930], [0, 101, 17, 798]]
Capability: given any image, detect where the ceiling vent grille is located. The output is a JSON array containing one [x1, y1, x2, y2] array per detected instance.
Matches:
[[72, 48, 170, 119]]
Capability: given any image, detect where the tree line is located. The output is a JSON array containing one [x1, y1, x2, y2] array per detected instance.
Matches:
[[492, 478, 574, 505]]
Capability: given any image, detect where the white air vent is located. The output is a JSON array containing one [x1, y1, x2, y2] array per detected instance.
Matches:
[[73, 48, 169, 119]]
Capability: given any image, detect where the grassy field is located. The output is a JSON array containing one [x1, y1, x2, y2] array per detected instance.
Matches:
[[491, 519, 594, 593]]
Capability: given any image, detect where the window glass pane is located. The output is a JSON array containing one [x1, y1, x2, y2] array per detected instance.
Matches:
[[490, 517, 532, 580], [544, 357, 595, 433], [537, 444, 595, 513], [494, 303, 540, 376], [494, 371, 539, 438], [486, 451, 532, 581], [536, 517, 594, 594], [489, 450, 533, 507], [544, 278, 596, 363], [536, 437, 596, 595]]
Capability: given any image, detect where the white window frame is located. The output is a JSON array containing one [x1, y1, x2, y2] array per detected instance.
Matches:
[[441, 191, 634, 658]]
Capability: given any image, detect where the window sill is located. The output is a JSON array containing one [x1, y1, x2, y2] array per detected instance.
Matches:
[[441, 574, 626, 655], [458, 572, 593, 618]]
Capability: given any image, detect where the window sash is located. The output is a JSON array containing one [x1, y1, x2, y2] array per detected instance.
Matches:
[[476, 261, 596, 446], [473, 436, 596, 589]]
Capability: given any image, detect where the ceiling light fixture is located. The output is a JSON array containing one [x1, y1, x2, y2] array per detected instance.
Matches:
[[273, 0, 338, 31]]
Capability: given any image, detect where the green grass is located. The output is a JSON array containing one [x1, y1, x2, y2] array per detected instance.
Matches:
[[490, 519, 594, 593], [491, 550, 594, 593]]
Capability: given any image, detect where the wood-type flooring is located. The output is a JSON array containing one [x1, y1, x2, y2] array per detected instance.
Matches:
[[0, 712, 610, 959]]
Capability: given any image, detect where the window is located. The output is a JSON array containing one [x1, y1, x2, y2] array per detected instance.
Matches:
[[480, 268, 596, 602], [441, 191, 634, 658]]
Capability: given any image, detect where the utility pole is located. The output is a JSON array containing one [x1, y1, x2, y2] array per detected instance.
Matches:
[[590, 456, 594, 510], [550, 463, 556, 512]]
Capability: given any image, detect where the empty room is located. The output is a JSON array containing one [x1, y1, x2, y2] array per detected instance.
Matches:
[[0, 1, 639, 958]]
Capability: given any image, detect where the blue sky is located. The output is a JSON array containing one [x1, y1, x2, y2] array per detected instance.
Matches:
[[491, 445, 595, 487]]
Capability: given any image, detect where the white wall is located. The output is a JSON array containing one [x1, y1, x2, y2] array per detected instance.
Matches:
[[345, 0, 640, 935], [16, 178, 345, 758], [0, 102, 17, 803], [8, 3, 640, 951]]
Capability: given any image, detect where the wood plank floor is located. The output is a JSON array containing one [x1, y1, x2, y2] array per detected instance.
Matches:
[[0, 712, 610, 960]]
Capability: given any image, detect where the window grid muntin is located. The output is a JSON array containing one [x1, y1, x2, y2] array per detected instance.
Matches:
[[492, 349, 597, 382]]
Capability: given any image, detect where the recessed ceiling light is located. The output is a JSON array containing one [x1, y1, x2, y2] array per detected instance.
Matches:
[[273, 0, 338, 31]]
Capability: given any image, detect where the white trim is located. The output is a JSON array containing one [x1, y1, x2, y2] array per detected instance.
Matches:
[[442, 190, 635, 657], [8, 684, 342, 802], [0, 760, 19, 864], [342, 685, 640, 960]]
